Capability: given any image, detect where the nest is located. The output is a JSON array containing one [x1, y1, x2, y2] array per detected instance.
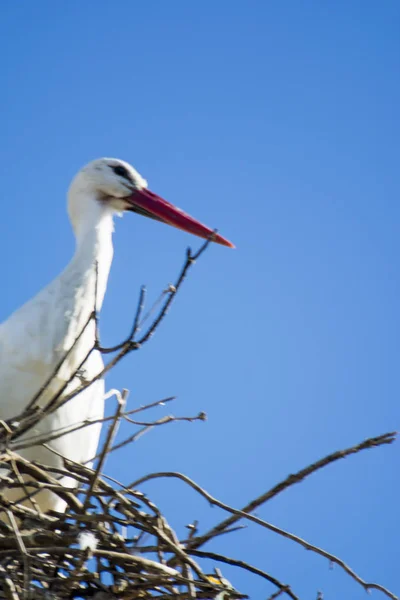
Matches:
[[0, 447, 243, 600], [0, 421, 397, 600]]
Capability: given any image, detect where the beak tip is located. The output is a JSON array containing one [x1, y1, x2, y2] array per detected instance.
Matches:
[[214, 234, 235, 249]]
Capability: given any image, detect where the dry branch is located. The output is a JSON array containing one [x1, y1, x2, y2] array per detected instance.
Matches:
[[128, 432, 397, 600]]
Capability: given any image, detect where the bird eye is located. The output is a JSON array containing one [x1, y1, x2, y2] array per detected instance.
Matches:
[[112, 165, 129, 179]]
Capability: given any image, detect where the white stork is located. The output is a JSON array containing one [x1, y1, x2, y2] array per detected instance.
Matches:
[[0, 158, 233, 516]]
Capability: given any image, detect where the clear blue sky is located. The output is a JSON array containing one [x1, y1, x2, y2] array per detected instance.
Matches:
[[0, 2, 399, 598]]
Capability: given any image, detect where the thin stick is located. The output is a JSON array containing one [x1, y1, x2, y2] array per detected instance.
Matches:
[[6, 511, 30, 599], [24, 303, 96, 413], [189, 549, 298, 600], [86, 412, 205, 463], [187, 431, 397, 550], [13, 396, 177, 450], [83, 389, 128, 510], [99, 285, 146, 354]]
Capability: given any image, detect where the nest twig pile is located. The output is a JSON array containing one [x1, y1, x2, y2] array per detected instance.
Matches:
[[0, 437, 245, 600], [1, 415, 397, 600], [0, 241, 398, 600]]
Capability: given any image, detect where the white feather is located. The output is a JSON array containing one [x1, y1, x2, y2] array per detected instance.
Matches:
[[78, 531, 98, 551]]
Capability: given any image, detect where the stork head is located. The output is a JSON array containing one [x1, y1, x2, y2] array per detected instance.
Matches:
[[68, 158, 234, 248]]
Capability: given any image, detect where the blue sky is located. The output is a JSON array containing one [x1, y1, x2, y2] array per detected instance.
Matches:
[[0, 1, 399, 597]]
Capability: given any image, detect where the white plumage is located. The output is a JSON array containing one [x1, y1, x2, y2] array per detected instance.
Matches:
[[0, 157, 233, 517]]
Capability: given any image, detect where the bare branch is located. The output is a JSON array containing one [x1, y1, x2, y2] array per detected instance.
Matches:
[[98, 285, 146, 354], [189, 549, 298, 600], [87, 412, 206, 464], [186, 431, 397, 549], [83, 389, 128, 510], [129, 445, 397, 600], [13, 396, 177, 451]]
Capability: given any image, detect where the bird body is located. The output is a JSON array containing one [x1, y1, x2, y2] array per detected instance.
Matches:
[[0, 200, 112, 512], [0, 158, 233, 516]]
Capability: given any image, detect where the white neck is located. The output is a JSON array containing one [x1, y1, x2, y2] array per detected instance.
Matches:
[[69, 197, 115, 312]]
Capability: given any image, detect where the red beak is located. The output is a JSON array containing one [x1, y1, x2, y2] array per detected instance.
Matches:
[[126, 188, 234, 248]]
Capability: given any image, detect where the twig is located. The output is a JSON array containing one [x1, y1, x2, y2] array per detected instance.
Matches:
[[181, 524, 246, 546], [187, 432, 397, 550], [23, 309, 96, 414], [6, 511, 30, 599], [13, 396, 177, 451], [83, 389, 128, 510], [10, 457, 40, 516], [267, 588, 290, 600], [189, 550, 298, 600], [4, 452, 83, 513], [87, 412, 206, 464], [123, 412, 207, 427], [137, 237, 212, 347], [1, 546, 182, 577], [98, 285, 146, 354]]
